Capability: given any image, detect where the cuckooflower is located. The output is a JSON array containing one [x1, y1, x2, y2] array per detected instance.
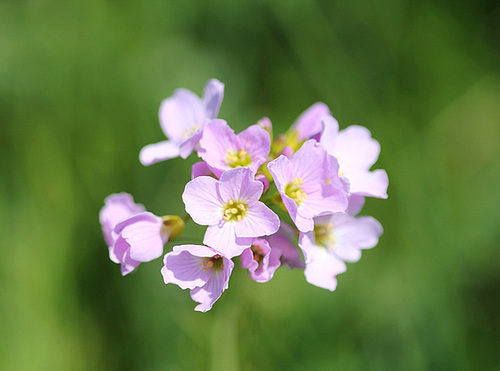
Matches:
[[198, 119, 270, 175], [299, 195, 383, 290], [182, 167, 280, 258], [268, 140, 349, 233], [111, 212, 171, 275], [288, 102, 330, 146], [139, 79, 224, 165], [320, 115, 388, 198], [161, 244, 234, 312], [240, 239, 280, 283], [99, 193, 145, 247]]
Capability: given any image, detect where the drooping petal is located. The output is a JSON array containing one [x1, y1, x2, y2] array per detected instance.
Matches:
[[191, 268, 231, 313], [115, 212, 166, 262], [304, 249, 346, 291], [161, 246, 213, 290], [182, 176, 223, 226]]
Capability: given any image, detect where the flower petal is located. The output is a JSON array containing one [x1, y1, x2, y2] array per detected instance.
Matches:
[[182, 176, 223, 226], [202, 79, 225, 119], [139, 140, 181, 166]]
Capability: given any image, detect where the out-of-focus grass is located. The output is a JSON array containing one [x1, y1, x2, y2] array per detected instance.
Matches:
[[1, 1, 499, 370]]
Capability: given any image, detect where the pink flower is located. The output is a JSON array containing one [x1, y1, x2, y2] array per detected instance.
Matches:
[[320, 115, 388, 198], [298, 196, 383, 290], [111, 212, 170, 275], [268, 140, 349, 233], [161, 245, 234, 312], [198, 119, 270, 175], [139, 79, 224, 165], [99, 193, 145, 247], [240, 239, 281, 283], [182, 167, 280, 258]]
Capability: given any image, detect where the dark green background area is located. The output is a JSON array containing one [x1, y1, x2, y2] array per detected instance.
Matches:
[[1, 1, 499, 370]]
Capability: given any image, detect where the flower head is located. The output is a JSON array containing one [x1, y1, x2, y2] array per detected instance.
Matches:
[[240, 239, 281, 283], [198, 119, 270, 175], [298, 195, 382, 290], [161, 245, 234, 312], [182, 167, 280, 257], [139, 79, 224, 165], [268, 140, 349, 233]]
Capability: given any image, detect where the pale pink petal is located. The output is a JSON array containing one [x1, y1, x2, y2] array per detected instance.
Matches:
[[178, 129, 203, 158], [345, 168, 388, 198], [191, 161, 217, 179], [198, 120, 238, 169], [202, 79, 224, 119], [346, 194, 365, 216], [161, 246, 212, 289], [218, 168, 263, 204], [304, 249, 346, 291], [203, 223, 251, 258], [291, 102, 330, 141], [159, 89, 203, 141], [335, 125, 381, 171], [234, 202, 280, 238], [139, 140, 181, 166], [290, 140, 324, 186], [182, 176, 223, 226], [115, 213, 166, 262], [237, 124, 271, 170], [191, 269, 229, 312], [319, 115, 340, 149], [100, 193, 145, 246]]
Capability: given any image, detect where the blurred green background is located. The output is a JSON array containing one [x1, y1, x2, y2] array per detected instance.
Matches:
[[1, 1, 499, 370]]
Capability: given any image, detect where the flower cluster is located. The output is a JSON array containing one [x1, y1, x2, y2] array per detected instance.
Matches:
[[100, 79, 388, 312]]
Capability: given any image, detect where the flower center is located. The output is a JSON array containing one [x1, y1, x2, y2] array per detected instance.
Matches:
[[202, 255, 223, 272], [314, 222, 335, 250], [251, 243, 265, 263], [284, 177, 306, 206], [182, 125, 198, 139], [223, 200, 248, 222], [225, 149, 251, 168]]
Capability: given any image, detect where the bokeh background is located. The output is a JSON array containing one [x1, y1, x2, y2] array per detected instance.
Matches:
[[1, 1, 499, 370]]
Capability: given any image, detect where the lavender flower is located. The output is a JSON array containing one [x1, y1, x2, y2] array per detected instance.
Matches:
[[268, 140, 348, 233], [182, 167, 280, 257], [198, 119, 271, 175], [139, 79, 224, 165], [161, 245, 234, 312]]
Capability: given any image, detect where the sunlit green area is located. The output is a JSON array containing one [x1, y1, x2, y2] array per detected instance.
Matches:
[[1, 1, 499, 370]]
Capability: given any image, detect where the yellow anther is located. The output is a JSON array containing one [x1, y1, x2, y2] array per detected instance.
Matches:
[[222, 200, 248, 222], [225, 149, 252, 168], [284, 177, 307, 206]]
